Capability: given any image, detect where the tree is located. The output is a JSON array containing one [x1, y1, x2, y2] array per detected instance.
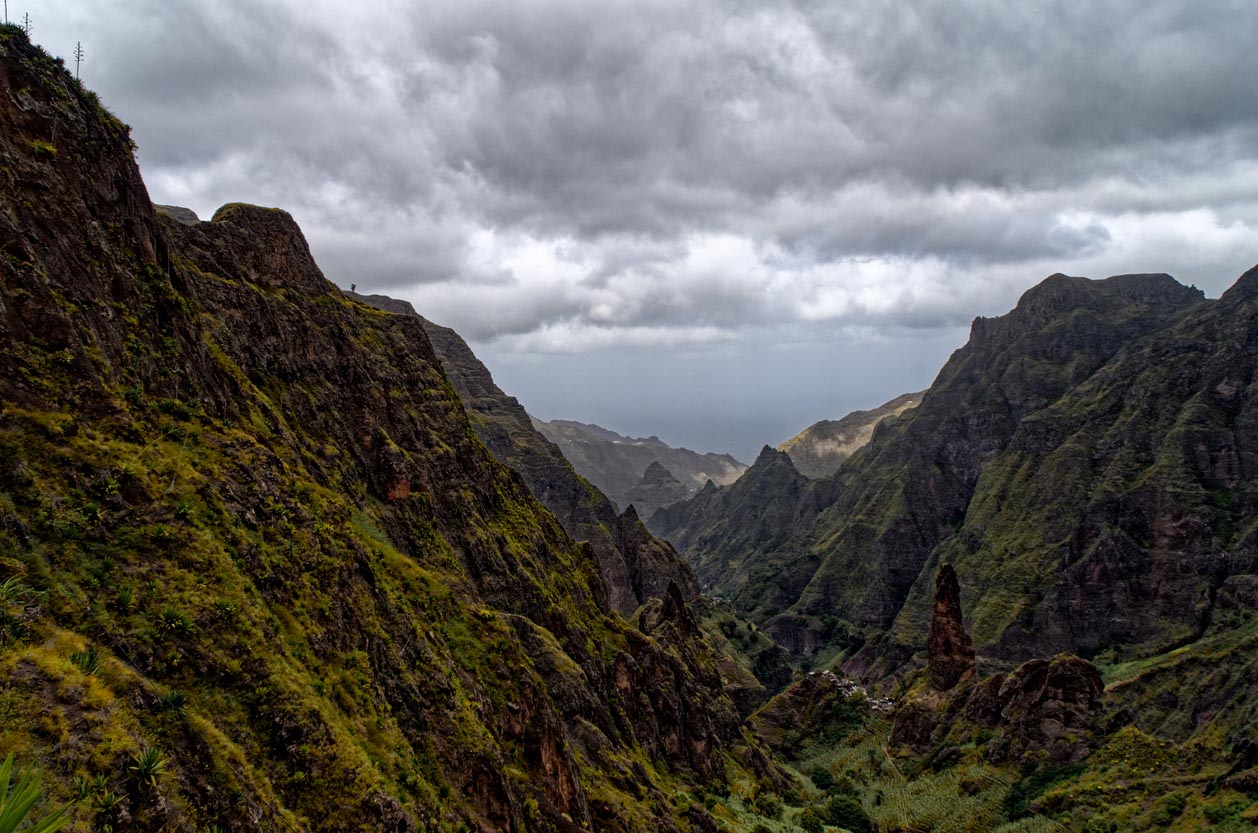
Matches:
[[73, 42, 83, 80], [0, 753, 74, 833], [20, 12, 29, 36]]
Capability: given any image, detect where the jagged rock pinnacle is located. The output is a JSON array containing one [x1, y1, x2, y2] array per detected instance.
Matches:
[[928, 564, 975, 690]]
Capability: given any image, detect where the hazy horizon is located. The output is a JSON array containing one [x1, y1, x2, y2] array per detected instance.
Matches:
[[39, 0, 1258, 462], [481, 323, 964, 463]]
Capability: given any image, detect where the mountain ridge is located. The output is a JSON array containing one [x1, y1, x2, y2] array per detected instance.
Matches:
[[0, 32, 775, 831], [777, 391, 923, 479], [533, 416, 746, 516], [346, 291, 702, 617]]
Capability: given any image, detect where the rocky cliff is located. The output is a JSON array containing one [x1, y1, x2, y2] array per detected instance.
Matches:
[[348, 292, 700, 618], [663, 261, 1258, 754], [0, 31, 766, 832]]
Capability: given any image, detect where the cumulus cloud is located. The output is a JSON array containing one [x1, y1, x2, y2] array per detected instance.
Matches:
[[38, 0, 1258, 354]]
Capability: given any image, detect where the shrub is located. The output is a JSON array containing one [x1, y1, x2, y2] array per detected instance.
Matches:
[[799, 806, 826, 833], [155, 607, 193, 636], [159, 689, 188, 716], [825, 795, 872, 833], [753, 791, 782, 819], [69, 646, 100, 675], [809, 765, 835, 792], [113, 584, 135, 611]]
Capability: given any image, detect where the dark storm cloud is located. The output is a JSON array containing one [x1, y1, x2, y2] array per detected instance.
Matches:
[[42, 0, 1258, 352]]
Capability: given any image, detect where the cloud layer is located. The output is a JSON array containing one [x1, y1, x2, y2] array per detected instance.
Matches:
[[37, 0, 1258, 451]]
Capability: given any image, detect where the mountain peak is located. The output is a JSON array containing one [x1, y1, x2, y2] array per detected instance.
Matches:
[[174, 202, 331, 294], [640, 460, 682, 486], [753, 444, 787, 465], [1219, 262, 1258, 304]]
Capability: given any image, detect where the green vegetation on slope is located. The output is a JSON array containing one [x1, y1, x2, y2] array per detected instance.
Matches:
[[0, 30, 770, 832]]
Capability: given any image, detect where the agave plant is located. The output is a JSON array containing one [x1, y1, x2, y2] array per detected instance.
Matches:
[[0, 753, 73, 833], [129, 748, 170, 788]]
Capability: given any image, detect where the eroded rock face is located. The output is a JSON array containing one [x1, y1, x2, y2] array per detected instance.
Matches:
[[928, 565, 975, 690], [892, 654, 1105, 766], [984, 655, 1105, 764], [350, 291, 701, 616]]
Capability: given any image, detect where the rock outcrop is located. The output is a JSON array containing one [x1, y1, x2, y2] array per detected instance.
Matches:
[[927, 565, 975, 690], [623, 461, 690, 516], [892, 654, 1105, 766]]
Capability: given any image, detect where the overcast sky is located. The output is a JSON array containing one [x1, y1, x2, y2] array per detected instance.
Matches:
[[40, 0, 1258, 461]]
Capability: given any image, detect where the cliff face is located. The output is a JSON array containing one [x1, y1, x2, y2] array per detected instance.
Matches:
[[787, 272, 1208, 646], [0, 32, 757, 832], [348, 292, 700, 617], [663, 258, 1258, 748]]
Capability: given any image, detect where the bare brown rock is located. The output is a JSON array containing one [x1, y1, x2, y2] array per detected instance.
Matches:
[[928, 564, 975, 690], [984, 655, 1104, 764]]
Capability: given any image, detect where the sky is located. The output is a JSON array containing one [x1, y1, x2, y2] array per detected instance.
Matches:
[[37, 0, 1258, 462]]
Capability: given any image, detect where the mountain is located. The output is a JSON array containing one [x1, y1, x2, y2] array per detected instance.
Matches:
[[622, 461, 690, 515], [531, 418, 746, 516], [8, 26, 1258, 833], [347, 292, 699, 618], [346, 294, 797, 711], [648, 446, 834, 602], [778, 272, 1222, 668], [0, 32, 777, 831], [662, 264, 1258, 747], [777, 391, 923, 478]]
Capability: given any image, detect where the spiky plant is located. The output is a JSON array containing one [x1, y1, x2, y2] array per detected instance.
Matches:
[[0, 753, 73, 833], [129, 748, 170, 788], [69, 646, 100, 675], [158, 689, 188, 716]]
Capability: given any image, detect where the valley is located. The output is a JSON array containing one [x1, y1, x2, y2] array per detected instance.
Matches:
[[1, 21, 1257, 833]]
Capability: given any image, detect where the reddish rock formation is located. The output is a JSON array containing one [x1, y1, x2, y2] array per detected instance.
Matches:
[[981, 654, 1105, 764], [892, 653, 1105, 766], [928, 564, 975, 690]]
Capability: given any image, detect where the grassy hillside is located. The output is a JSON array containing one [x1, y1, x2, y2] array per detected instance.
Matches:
[[0, 28, 770, 832]]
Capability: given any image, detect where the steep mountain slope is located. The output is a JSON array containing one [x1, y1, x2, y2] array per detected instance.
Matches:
[[774, 272, 1211, 659], [649, 447, 835, 603], [532, 418, 745, 515], [348, 292, 699, 617], [347, 295, 798, 711], [0, 31, 769, 832], [777, 391, 922, 479], [667, 270, 1258, 674], [876, 265, 1258, 682]]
